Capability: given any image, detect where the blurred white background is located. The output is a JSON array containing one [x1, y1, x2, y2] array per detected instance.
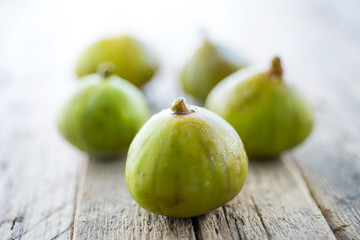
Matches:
[[1, 0, 359, 110]]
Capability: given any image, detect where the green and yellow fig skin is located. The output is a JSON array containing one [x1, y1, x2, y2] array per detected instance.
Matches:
[[181, 40, 244, 102], [126, 98, 248, 218], [205, 57, 314, 157], [57, 68, 149, 155], [75, 35, 158, 87]]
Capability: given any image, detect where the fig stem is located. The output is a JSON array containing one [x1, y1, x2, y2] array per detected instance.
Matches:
[[98, 62, 116, 79], [268, 56, 283, 76], [171, 97, 192, 115]]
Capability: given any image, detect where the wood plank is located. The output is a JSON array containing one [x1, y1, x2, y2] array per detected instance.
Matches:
[[226, 1, 360, 238], [288, 89, 360, 239], [194, 157, 336, 240], [0, 79, 83, 240], [249, 157, 335, 239], [269, 6, 360, 237], [282, 41, 360, 239], [0, 2, 86, 238], [73, 156, 196, 240], [195, 187, 268, 240]]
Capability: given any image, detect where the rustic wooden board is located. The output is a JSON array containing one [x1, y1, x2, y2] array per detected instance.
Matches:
[[265, 5, 360, 237], [73, 156, 196, 240], [73, 154, 336, 240], [0, 81, 83, 240], [281, 38, 360, 239], [194, 157, 336, 240], [288, 91, 360, 239], [228, 0, 360, 238]]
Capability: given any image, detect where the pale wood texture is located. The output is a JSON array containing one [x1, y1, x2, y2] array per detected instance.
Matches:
[[194, 157, 336, 240], [254, 1, 360, 238], [289, 96, 360, 239], [74, 156, 196, 240], [0, 81, 83, 240]]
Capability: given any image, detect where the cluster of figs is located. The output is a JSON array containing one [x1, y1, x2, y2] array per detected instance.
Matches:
[[58, 35, 314, 218]]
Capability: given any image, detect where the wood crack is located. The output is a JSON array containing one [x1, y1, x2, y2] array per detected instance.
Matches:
[[191, 217, 199, 240], [14, 202, 71, 238], [289, 152, 338, 237], [49, 226, 71, 240], [70, 156, 88, 240], [11, 216, 24, 230], [333, 224, 349, 235], [21, 201, 71, 236], [251, 196, 271, 239], [8, 215, 25, 240], [221, 206, 232, 236], [222, 205, 242, 240]]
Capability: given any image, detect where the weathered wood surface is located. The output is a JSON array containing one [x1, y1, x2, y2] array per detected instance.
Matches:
[[74, 156, 196, 240], [195, 157, 336, 240], [289, 94, 360, 239], [250, 1, 360, 239], [0, 81, 83, 239], [1, 0, 360, 239]]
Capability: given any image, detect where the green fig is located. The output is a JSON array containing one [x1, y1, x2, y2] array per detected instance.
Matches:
[[75, 35, 158, 87], [205, 57, 314, 157], [58, 64, 150, 155], [181, 40, 245, 102], [126, 97, 248, 217]]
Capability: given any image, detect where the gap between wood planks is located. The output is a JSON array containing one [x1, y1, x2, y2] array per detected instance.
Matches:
[[288, 153, 341, 237], [196, 156, 336, 239], [70, 155, 89, 240], [250, 195, 271, 238], [189, 218, 199, 240]]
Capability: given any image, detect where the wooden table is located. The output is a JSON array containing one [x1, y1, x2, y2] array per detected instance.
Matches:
[[1, 0, 359, 239]]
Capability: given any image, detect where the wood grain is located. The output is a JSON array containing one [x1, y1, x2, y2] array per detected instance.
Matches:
[[227, 0, 360, 238], [73, 156, 196, 240], [195, 186, 268, 240], [289, 92, 360, 240], [0, 81, 83, 240], [263, 3, 360, 237], [194, 157, 336, 240]]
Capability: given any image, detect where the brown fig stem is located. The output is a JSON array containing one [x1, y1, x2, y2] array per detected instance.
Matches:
[[268, 56, 283, 76], [171, 97, 193, 115], [98, 62, 116, 79]]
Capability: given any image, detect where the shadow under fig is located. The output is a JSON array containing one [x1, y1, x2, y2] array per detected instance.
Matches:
[[89, 151, 127, 163]]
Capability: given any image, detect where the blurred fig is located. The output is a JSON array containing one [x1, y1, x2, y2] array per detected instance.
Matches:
[[76, 35, 158, 87], [205, 57, 314, 157], [181, 39, 245, 102], [126, 97, 248, 217], [58, 63, 150, 155]]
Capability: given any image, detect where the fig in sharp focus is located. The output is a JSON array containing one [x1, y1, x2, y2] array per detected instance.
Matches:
[[205, 57, 314, 157], [75, 35, 158, 87], [181, 40, 245, 102], [125, 97, 248, 217], [58, 64, 150, 155]]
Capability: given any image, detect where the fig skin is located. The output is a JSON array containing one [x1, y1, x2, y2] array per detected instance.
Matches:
[[205, 57, 314, 157], [181, 40, 244, 102], [75, 35, 158, 87], [126, 98, 248, 218], [57, 69, 149, 155]]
